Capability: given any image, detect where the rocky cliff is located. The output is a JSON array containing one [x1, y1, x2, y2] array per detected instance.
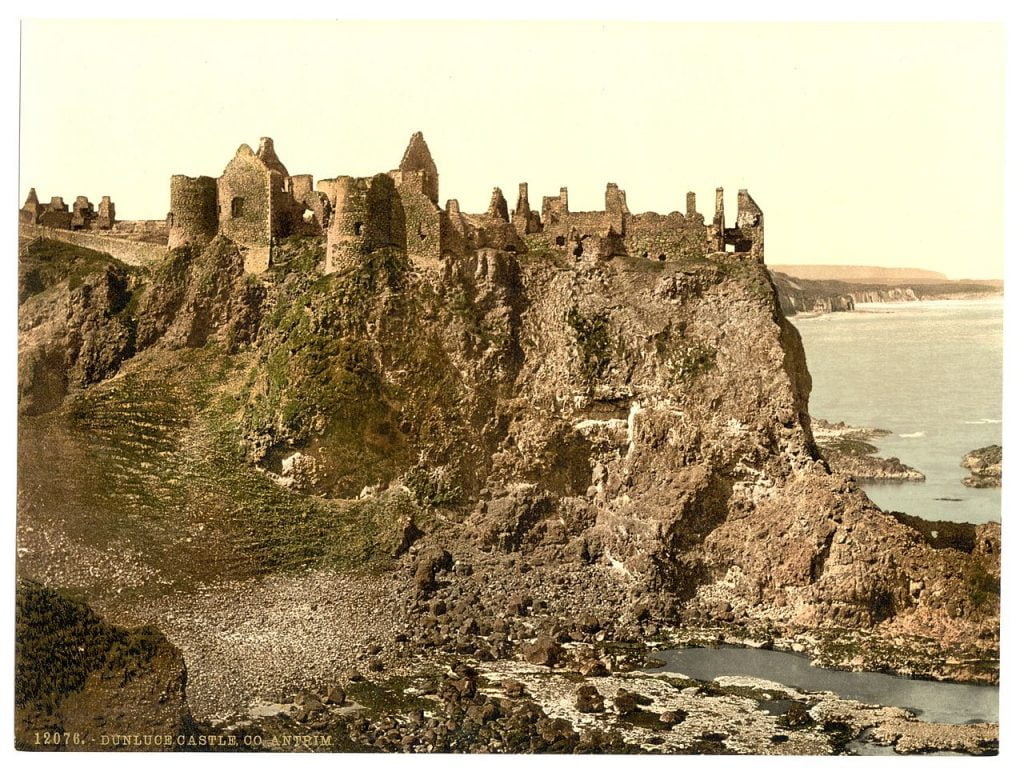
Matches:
[[17, 231, 999, 686]]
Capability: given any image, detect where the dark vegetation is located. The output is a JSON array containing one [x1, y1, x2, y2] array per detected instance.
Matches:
[[565, 306, 611, 380], [19, 238, 139, 304], [15, 580, 164, 711]]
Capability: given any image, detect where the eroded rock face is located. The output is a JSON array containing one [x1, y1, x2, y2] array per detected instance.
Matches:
[[699, 474, 999, 645], [16, 231, 1000, 663], [15, 580, 192, 751], [18, 245, 137, 415], [135, 236, 264, 350], [17, 237, 263, 416]]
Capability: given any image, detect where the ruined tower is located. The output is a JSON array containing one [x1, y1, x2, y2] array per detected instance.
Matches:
[[732, 189, 764, 262], [486, 187, 510, 222], [396, 131, 439, 205], [604, 183, 629, 235], [324, 174, 405, 274], [711, 187, 726, 251], [19, 189, 41, 224], [96, 196, 116, 230], [168, 175, 218, 249], [71, 196, 95, 230], [39, 197, 71, 229], [511, 183, 542, 235]]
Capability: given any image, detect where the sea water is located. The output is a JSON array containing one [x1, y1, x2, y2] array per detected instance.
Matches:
[[792, 298, 1002, 524], [649, 646, 997, 724]]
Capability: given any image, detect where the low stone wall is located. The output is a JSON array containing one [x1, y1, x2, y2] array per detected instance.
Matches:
[[110, 219, 169, 245], [20, 224, 166, 266]]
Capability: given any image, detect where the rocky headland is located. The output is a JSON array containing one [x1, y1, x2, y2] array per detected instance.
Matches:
[[16, 216, 1000, 753], [962, 445, 1002, 489]]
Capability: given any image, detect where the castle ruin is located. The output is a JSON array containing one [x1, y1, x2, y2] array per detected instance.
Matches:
[[20, 189, 115, 231], [163, 132, 763, 271], [22, 131, 764, 271]]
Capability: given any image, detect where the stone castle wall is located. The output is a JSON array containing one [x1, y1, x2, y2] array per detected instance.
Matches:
[[217, 145, 274, 251], [21, 224, 166, 266], [624, 212, 709, 261], [109, 220, 169, 244], [22, 132, 765, 277], [394, 179, 443, 268]]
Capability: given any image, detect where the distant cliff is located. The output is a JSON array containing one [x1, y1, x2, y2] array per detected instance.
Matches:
[[770, 271, 1002, 316], [769, 264, 948, 283]]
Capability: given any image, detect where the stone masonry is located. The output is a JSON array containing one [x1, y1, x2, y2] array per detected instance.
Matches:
[[22, 131, 764, 273], [21, 189, 116, 232]]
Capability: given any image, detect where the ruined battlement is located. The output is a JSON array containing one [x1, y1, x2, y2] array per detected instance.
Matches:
[[20, 188, 116, 232], [159, 132, 762, 272], [21, 131, 764, 274]]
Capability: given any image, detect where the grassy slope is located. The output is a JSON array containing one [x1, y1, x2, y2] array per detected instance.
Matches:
[[18, 340, 424, 604]]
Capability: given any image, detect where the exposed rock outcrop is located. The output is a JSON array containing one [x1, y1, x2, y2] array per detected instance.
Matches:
[[18, 229, 1000, 694], [134, 236, 264, 350], [961, 445, 1001, 488], [812, 419, 925, 482], [17, 236, 264, 416], [18, 239, 139, 415]]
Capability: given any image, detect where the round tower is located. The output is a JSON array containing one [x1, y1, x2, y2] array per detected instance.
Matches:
[[168, 175, 218, 249], [325, 176, 368, 273]]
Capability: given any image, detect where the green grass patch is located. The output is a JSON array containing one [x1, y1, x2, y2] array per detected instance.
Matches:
[[31, 345, 423, 596]]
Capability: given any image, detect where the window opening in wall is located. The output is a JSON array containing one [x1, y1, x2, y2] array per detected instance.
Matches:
[[302, 208, 315, 224], [726, 244, 735, 253], [658, 253, 667, 262], [555, 236, 566, 247], [354, 221, 363, 236], [167, 213, 175, 227], [231, 197, 245, 218]]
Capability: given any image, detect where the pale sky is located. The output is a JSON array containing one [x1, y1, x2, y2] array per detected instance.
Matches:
[[19, 20, 1005, 278]]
